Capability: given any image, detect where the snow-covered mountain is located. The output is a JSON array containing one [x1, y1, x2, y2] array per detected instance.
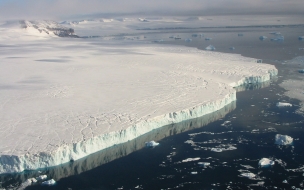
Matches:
[[19, 20, 78, 37]]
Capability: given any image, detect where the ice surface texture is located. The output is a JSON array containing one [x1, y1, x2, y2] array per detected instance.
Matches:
[[0, 36, 277, 173]]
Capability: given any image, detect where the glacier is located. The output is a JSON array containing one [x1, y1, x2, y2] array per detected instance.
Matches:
[[0, 22, 278, 174]]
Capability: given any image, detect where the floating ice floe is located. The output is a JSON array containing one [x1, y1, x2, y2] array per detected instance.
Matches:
[[211, 148, 223, 152], [282, 179, 288, 183], [240, 173, 256, 178], [184, 38, 192, 42], [182, 157, 200, 162], [205, 45, 216, 51], [221, 120, 231, 127], [205, 37, 212, 40], [198, 162, 210, 166], [18, 178, 37, 189], [145, 141, 159, 147], [259, 158, 275, 167], [191, 171, 198, 174], [299, 48, 304, 51], [276, 102, 292, 107], [299, 36, 304, 40], [153, 39, 163, 43], [271, 36, 284, 41], [36, 175, 47, 181], [269, 32, 281, 35], [41, 179, 56, 186], [275, 134, 293, 145], [298, 69, 304, 73], [259, 36, 267, 40], [238, 34, 243, 36], [229, 47, 235, 50]]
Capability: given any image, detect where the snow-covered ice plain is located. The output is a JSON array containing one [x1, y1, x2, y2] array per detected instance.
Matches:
[[0, 18, 278, 174]]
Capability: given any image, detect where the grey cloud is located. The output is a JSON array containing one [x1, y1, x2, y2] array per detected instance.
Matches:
[[0, 0, 303, 20]]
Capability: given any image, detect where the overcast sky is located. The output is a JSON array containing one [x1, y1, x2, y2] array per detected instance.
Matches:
[[0, 0, 303, 20]]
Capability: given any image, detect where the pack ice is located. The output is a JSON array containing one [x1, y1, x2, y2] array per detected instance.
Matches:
[[0, 21, 277, 174]]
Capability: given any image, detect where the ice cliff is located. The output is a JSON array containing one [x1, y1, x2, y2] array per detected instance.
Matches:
[[0, 43, 277, 174]]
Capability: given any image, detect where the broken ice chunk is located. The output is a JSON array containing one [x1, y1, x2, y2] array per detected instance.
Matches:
[[145, 140, 159, 147], [240, 173, 256, 178], [211, 148, 223, 152], [238, 33, 243, 36], [299, 36, 304, 40], [298, 69, 304, 73], [276, 102, 292, 107], [184, 38, 192, 42], [205, 45, 216, 51], [271, 36, 284, 41], [259, 158, 275, 167], [282, 179, 288, 183], [36, 175, 47, 181], [229, 47, 235, 50], [275, 134, 293, 145], [191, 171, 198, 174], [269, 32, 281, 35], [41, 179, 56, 186], [205, 37, 212, 40], [182, 157, 200, 162], [198, 162, 210, 166], [259, 36, 267, 40]]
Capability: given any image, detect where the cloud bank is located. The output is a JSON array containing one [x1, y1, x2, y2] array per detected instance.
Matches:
[[0, 0, 303, 20]]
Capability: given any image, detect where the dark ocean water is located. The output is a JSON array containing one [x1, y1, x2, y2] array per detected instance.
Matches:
[[1, 25, 304, 190]]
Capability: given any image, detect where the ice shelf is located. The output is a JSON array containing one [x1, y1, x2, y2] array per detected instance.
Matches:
[[0, 37, 277, 173]]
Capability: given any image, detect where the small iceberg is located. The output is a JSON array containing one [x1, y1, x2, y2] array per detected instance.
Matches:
[[198, 162, 210, 166], [145, 140, 159, 147], [259, 36, 267, 40], [205, 37, 212, 41], [182, 157, 200, 162], [42, 179, 56, 186], [184, 38, 192, 42], [211, 148, 222, 152], [259, 158, 275, 167], [240, 173, 256, 178], [269, 32, 281, 35], [299, 36, 304, 40], [205, 45, 216, 51], [298, 69, 304, 73], [191, 171, 198, 174], [238, 33, 243, 36], [275, 134, 293, 145], [271, 36, 284, 41], [276, 102, 292, 107], [229, 47, 235, 50], [153, 39, 163, 43], [36, 175, 47, 181]]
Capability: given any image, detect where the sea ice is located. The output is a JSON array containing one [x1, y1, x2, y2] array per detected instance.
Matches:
[[258, 158, 275, 167], [145, 141, 159, 147], [276, 102, 292, 107], [275, 134, 293, 145], [205, 45, 216, 51], [41, 179, 56, 186]]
